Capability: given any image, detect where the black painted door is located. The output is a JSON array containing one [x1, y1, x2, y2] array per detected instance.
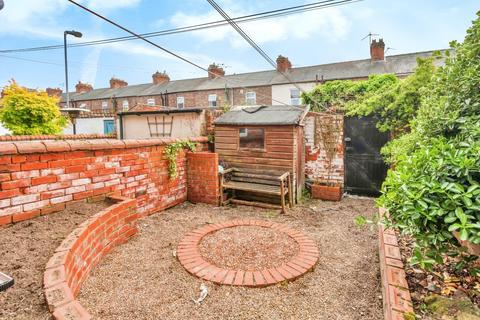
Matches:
[[344, 116, 389, 196]]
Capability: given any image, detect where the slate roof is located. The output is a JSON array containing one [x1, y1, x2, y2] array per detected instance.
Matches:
[[62, 49, 447, 103], [214, 105, 309, 126]]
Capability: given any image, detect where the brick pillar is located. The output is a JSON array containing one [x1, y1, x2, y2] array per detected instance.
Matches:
[[186, 152, 219, 205]]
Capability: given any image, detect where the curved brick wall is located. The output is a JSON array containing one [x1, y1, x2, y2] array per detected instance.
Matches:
[[44, 195, 137, 320]]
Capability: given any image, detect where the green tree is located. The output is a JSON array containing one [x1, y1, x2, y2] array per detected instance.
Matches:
[[0, 82, 68, 135]]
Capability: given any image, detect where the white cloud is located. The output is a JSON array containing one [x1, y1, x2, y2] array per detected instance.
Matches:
[[170, 6, 351, 48], [83, 0, 141, 10], [0, 0, 68, 38]]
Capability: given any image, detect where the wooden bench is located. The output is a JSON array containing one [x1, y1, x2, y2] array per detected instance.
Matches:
[[219, 167, 294, 213]]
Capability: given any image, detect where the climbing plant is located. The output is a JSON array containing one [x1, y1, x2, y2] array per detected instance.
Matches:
[[164, 141, 197, 179]]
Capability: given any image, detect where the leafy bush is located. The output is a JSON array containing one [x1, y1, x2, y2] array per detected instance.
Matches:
[[301, 74, 397, 112], [0, 82, 68, 135], [378, 135, 480, 267], [378, 11, 480, 268]]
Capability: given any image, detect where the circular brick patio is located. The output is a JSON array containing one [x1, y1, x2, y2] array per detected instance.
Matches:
[[177, 219, 319, 287]]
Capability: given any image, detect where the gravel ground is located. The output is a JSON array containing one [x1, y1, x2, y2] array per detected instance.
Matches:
[[199, 225, 299, 270], [0, 201, 109, 320], [78, 196, 383, 320]]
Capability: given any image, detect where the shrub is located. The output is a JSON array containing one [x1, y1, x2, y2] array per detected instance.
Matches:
[[378, 11, 480, 269], [0, 82, 68, 135], [378, 134, 480, 268]]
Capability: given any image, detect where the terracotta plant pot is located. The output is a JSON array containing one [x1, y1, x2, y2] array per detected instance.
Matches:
[[311, 184, 342, 201]]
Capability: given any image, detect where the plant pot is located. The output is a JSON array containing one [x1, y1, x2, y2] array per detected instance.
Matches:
[[311, 184, 342, 201]]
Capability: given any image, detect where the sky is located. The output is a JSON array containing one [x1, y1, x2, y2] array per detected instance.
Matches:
[[0, 0, 478, 91]]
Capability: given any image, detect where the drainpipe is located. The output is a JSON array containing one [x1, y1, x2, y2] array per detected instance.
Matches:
[[118, 113, 124, 139]]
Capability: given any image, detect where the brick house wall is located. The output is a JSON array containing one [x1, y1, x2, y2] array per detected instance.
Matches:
[[66, 85, 272, 113], [304, 113, 345, 187]]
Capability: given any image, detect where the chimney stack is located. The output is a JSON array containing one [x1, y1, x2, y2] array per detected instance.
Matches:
[[109, 77, 128, 89], [208, 63, 225, 79], [370, 38, 385, 61], [75, 81, 93, 94], [46, 87, 62, 97], [152, 71, 170, 85], [276, 55, 292, 73]]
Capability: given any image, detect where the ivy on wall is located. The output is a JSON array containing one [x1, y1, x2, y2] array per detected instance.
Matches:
[[164, 141, 197, 179]]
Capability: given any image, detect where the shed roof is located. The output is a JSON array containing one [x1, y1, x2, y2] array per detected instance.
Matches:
[[214, 105, 309, 126], [62, 49, 447, 103]]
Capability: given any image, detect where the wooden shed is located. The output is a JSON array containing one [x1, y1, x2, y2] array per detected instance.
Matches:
[[214, 105, 309, 202]]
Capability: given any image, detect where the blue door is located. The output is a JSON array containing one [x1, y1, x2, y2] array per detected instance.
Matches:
[[103, 120, 115, 134]]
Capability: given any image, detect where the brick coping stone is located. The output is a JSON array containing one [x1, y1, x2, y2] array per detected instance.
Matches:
[[378, 208, 415, 320], [177, 219, 319, 287], [0, 136, 208, 155]]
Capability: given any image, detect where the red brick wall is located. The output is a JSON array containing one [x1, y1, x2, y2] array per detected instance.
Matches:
[[304, 113, 345, 187], [44, 195, 137, 319], [62, 85, 273, 112], [0, 137, 207, 226], [186, 152, 219, 205], [378, 208, 414, 319]]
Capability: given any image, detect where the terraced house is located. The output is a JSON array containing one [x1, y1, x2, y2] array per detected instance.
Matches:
[[55, 40, 444, 138]]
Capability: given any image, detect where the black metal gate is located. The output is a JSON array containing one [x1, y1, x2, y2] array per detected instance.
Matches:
[[344, 116, 389, 196]]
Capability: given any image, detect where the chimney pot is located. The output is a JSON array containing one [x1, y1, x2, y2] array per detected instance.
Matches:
[[370, 38, 385, 61], [152, 71, 170, 85], [75, 81, 93, 93], [109, 77, 128, 89], [208, 63, 225, 79], [276, 55, 292, 72]]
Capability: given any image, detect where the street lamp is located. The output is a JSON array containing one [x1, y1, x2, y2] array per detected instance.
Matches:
[[64, 30, 82, 110]]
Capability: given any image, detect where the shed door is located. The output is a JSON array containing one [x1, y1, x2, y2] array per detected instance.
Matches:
[[344, 116, 389, 196]]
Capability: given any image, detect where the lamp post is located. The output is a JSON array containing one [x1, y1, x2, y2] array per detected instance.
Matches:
[[64, 30, 82, 110]]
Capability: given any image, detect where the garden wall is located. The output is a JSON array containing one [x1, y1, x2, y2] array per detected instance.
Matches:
[[0, 137, 208, 226], [378, 208, 414, 319], [304, 112, 345, 187], [44, 194, 136, 319], [187, 152, 219, 205]]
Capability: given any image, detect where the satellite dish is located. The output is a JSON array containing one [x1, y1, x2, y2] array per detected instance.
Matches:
[[0, 0, 4, 10]]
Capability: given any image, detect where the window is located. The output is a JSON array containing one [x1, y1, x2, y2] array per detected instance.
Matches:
[[245, 91, 256, 105], [290, 89, 301, 105], [177, 96, 185, 109], [79, 103, 87, 110], [239, 128, 264, 149], [122, 100, 129, 111], [147, 98, 155, 106], [101, 101, 108, 111], [208, 94, 217, 107]]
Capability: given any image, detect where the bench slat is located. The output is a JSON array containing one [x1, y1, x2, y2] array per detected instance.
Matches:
[[232, 172, 282, 181], [223, 181, 286, 195], [231, 176, 280, 186]]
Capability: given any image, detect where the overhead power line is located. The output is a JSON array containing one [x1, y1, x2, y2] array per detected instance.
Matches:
[[1, 0, 362, 54], [206, 0, 309, 97], [65, 0, 292, 106]]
